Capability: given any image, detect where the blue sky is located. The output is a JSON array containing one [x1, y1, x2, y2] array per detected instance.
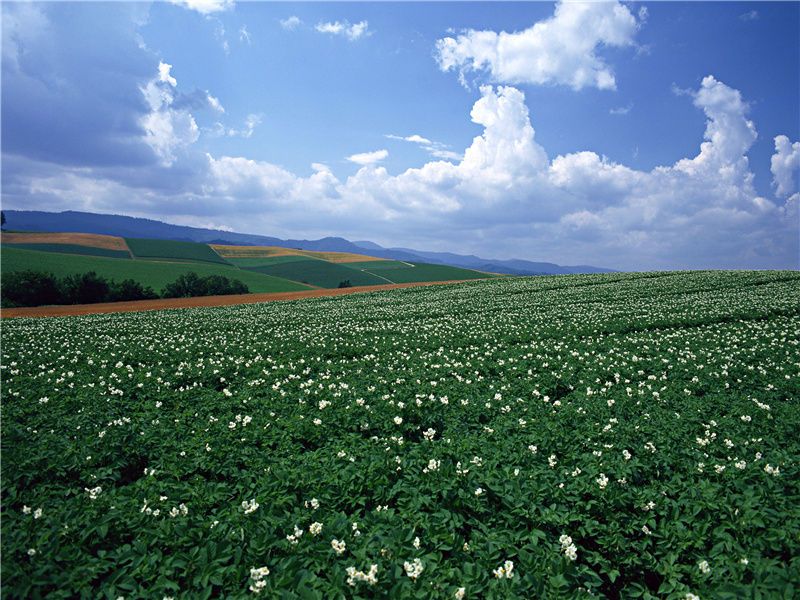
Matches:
[[2, 1, 798, 270]]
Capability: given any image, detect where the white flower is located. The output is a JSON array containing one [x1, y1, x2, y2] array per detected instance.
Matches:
[[403, 557, 424, 580], [455, 587, 466, 599], [242, 499, 260, 514], [413, 536, 420, 549], [394, 416, 403, 425], [346, 564, 378, 587], [331, 539, 346, 555], [698, 559, 711, 574], [492, 559, 514, 579], [596, 473, 609, 489], [548, 455, 557, 468], [27, 548, 36, 556], [474, 488, 484, 496], [309, 522, 323, 536], [22, 505, 31, 514]]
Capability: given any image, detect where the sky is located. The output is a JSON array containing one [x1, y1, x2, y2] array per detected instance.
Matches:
[[2, 1, 798, 271]]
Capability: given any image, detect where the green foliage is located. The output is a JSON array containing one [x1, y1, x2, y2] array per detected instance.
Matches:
[[1, 246, 312, 294], [338, 280, 352, 288], [161, 272, 249, 298], [2, 271, 798, 599], [108, 279, 159, 303], [59, 271, 110, 305], [0, 270, 62, 307], [124, 238, 232, 265], [2, 243, 131, 259]]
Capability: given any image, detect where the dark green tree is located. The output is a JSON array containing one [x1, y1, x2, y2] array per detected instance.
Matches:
[[1, 270, 62, 307], [60, 271, 110, 305]]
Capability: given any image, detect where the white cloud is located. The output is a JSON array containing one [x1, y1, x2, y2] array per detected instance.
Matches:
[[771, 135, 800, 197], [281, 16, 301, 31], [239, 25, 251, 44], [139, 63, 199, 166], [158, 61, 177, 87], [347, 149, 388, 165], [315, 20, 370, 41], [386, 134, 462, 162], [168, 0, 233, 15], [207, 92, 224, 113], [435, 0, 641, 90], [740, 10, 759, 22], [609, 103, 632, 115]]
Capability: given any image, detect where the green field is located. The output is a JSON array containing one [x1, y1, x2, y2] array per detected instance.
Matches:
[[240, 257, 393, 288], [124, 238, 231, 266], [340, 260, 413, 270], [2, 243, 131, 260], [2, 271, 798, 599], [1, 246, 312, 294], [352, 261, 496, 283]]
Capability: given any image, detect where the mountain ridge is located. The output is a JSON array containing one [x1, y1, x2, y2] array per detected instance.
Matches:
[[2, 210, 616, 276]]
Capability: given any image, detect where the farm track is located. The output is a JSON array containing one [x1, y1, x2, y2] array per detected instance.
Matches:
[[0, 278, 489, 318]]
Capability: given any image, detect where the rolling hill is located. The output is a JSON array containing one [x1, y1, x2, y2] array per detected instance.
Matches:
[[1, 232, 497, 300], [3, 210, 616, 276]]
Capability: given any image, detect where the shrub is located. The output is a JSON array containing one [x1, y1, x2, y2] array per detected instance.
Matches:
[[338, 280, 353, 288]]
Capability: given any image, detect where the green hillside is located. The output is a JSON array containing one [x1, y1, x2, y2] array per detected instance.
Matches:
[[345, 261, 496, 283], [239, 257, 393, 288], [1, 246, 312, 294], [124, 237, 231, 265], [2, 243, 131, 260]]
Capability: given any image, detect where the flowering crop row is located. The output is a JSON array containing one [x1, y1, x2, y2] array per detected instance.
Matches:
[[2, 270, 799, 599]]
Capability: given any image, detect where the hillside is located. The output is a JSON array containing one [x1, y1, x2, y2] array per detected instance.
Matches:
[[1, 233, 497, 302], [2, 210, 615, 276]]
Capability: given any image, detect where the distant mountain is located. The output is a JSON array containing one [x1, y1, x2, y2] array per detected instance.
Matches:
[[3, 210, 615, 276]]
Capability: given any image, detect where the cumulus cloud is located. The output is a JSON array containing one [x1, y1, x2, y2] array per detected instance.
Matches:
[[315, 20, 370, 41], [168, 0, 233, 15], [771, 135, 800, 198], [435, 0, 640, 89], [347, 149, 388, 165]]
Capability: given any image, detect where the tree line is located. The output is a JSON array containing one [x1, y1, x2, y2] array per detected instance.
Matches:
[[1, 270, 249, 308]]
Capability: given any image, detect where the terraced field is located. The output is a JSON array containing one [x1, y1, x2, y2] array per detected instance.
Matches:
[[2, 271, 798, 599]]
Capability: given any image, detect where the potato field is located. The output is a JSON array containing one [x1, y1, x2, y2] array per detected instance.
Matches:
[[2, 271, 799, 600]]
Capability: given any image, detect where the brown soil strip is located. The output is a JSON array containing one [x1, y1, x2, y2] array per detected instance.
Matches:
[[1, 232, 130, 252], [1, 279, 487, 319]]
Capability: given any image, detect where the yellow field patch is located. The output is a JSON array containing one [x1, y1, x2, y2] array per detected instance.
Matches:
[[210, 244, 386, 263], [2, 232, 131, 252]]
